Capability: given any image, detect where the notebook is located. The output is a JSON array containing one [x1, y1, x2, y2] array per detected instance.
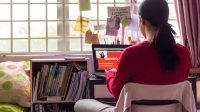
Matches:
[[92, 44, 130, 78]]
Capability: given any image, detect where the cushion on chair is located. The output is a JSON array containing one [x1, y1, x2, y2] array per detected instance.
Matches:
[[0, 61, 31, 107]]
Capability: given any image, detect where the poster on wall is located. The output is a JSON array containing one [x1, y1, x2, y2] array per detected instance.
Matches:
[[107, 6, 131, 19], [105, 17, 120, 36]]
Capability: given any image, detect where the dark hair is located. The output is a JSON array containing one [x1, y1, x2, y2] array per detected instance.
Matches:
[[139, 0, 179, 71]]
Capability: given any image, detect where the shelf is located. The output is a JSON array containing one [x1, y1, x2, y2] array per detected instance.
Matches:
[[31, 58, 88, 62], [31, 58, 89, 112], [32, 100, 76, 104]]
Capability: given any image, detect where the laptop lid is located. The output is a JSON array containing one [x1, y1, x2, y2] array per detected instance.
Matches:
[[92, 44, 130, 74]]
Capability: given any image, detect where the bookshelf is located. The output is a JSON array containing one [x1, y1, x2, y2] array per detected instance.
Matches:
[[30, 58, 89, 112]]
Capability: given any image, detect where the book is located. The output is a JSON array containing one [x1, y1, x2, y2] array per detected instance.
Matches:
[[43, 104, 53, 112], [74, 71, 88, 100], [65, 72, 77, 100], [49, 65, 60, 95], [70, 72, 80, 100], [43, 65, 52, 96], [32, 75, 36, 93], [39, 104, 43, 112], [38, 65, 48, 99], [59, 64, 74, 97], [34, 104, 39, 112], [51, 65, 63, 96], [57, 66, 67, 95], [33, 72, 40, 101], [45, 63, 58, 96]]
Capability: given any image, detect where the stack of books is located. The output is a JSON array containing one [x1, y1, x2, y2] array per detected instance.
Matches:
[[33, 62, 88, 102]]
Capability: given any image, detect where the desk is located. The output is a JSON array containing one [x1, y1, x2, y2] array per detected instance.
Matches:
[[188, 77, 197, 103], [89, 77, 117, 105], [89, 76, 197, 105]]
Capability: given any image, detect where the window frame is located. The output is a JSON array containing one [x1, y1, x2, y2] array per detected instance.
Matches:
[[0, 0, 179, 55]]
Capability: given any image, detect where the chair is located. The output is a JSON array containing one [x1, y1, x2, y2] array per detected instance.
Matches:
[[114, 81, 196, 112]]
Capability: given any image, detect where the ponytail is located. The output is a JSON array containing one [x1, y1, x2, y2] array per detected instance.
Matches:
[[139, 0, 179, 71], [153, 23, 179, 71]]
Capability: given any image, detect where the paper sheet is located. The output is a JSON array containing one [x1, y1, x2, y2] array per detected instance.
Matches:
[[85, 29, 100, 44], [128, 14, 139, 32], [79, 0, 91, 11], [91, 34, 100, 44], [105, 17, 120, 36], [94, 24, 106, 30], [85, 29, 93, 44], [74, 16, 90, 34], [107, 7, 131, 19], [128, 14, 143, 38]]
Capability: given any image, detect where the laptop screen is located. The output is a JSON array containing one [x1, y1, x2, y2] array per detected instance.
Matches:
[[92, 44, 130, 72]]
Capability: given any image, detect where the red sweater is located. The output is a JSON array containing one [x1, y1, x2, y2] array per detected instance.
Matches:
[[106, 41, 192, 98]]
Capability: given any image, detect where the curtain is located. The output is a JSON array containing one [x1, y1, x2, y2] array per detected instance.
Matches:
[[174, 0, 200, 68]]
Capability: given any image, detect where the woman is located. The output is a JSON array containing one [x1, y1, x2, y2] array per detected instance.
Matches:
[[74, 0, 192, 111], [106, 0, 191, 98]]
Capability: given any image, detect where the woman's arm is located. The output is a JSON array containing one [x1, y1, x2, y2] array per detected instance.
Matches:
[[106, 49, 132, 98]]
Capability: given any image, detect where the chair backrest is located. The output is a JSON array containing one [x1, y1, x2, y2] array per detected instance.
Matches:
[[113, 81, 196, 112]]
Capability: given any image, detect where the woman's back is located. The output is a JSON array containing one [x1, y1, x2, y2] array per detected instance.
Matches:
[[106, 41, 191, 98], [124, 41, 191, 85]]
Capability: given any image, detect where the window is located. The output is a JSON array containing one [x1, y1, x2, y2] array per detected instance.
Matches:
[[0, 0, 179, 55], [138, 0, 180, 42]]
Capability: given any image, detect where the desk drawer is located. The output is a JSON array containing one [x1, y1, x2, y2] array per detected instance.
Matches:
[[89, 77, 117, 104], [94, 84, 113, 98]]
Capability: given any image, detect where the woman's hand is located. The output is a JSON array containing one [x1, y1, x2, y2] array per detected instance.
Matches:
[[109, 68, 117, 72]]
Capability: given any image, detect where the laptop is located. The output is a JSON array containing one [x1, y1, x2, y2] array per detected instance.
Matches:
[[92, 44, 130, 78]]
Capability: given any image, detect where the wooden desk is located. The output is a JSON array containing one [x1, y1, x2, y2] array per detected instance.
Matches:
[[188, 77, 197, 103], [89, 76, 197, 105], [189, 68, 200, 107], [190, 68, 200, 74], [89, 76, 117, 105]]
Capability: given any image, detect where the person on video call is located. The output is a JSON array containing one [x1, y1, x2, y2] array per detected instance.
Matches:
[[74, 0, 192, 111], [100, 52, 105, 58]]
